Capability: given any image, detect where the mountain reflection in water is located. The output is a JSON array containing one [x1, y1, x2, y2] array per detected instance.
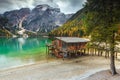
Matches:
[[0, 37, 51, 70]]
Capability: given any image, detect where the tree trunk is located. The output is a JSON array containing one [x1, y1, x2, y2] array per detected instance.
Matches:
[[109, 0, 117, 75], [110, 31, 117, 75], [110, 50, 117, 75]]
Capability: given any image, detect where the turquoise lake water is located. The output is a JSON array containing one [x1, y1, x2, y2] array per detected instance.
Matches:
[[0, 37, 51, 70]]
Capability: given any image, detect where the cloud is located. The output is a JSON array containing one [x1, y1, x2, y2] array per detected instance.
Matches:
[[0, 0, 34, 13], [0, 0, 86, 14], [55, 0, 86, 14]]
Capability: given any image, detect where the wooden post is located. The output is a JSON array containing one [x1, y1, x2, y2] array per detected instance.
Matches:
[[94, 48, 96, 55], [88, 48, 89, 55], [91, 48, 93, 56], [84, 49, 86, 55], [80, 49, 82, 56], [100, 49, 103, 56], [105, 50, 107, 58], [108, 50, 109, 58], [63, 52, 64, 60], [115, 51, 117, 59], [98, 49, 99, 56]]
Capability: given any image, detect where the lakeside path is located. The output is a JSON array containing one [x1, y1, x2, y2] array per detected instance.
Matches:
[[0, 56, 120, 80]]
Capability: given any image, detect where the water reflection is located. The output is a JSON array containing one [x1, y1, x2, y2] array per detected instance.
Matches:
[[18, 38, 26, 51], [0, 37, 49, 54], [0, 37, 51, 70]]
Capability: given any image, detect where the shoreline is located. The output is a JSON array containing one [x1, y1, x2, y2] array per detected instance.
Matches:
[[0, 56, 120, 80], [0, 57, 56, 72]]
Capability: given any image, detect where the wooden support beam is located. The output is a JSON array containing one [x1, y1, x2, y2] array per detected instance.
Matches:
[[105, 50, 107, 58], [115, 52, 117, 59], [108, 51, 109, 58], [94, 48, 97, 55]]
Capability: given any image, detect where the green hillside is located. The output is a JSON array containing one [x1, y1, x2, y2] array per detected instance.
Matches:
[[50, 0, 120, 39], [0, 28, 12, 37], [0, 16, 12, 37], [49, 8, 86, 37]]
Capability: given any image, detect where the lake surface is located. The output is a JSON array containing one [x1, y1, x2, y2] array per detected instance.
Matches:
[[0, 37, 51, 70]]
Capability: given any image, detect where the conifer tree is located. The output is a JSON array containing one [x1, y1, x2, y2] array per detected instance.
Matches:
[[84, 0, 120, 75]]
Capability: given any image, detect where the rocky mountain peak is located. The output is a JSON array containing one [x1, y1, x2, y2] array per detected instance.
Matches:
[[2, 4, 73, 34], [33, 4, 51, 12]]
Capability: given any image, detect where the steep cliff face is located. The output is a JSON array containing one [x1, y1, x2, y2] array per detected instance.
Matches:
[[25, 4, 72, 32], [3, 4, 72, 34], [4, 8, 30, 28]]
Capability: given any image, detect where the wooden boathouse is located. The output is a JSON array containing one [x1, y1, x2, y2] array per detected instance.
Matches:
[[46, 37, 90, 59]]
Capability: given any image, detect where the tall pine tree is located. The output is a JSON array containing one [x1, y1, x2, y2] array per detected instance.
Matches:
[[84, 0, 120, 75]]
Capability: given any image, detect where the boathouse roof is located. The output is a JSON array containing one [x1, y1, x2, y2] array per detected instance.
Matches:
[[56, 37, 90, 43]]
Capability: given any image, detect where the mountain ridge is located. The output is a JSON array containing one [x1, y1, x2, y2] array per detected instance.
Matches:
[[0, 4, 73, 37], [49, 8, 85, 37]]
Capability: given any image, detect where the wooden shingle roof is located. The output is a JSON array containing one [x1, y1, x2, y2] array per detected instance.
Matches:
[[56, 37, 90, 43]]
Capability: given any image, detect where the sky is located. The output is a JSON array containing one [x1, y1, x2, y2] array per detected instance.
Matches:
[[0, 0, 86, 14]]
